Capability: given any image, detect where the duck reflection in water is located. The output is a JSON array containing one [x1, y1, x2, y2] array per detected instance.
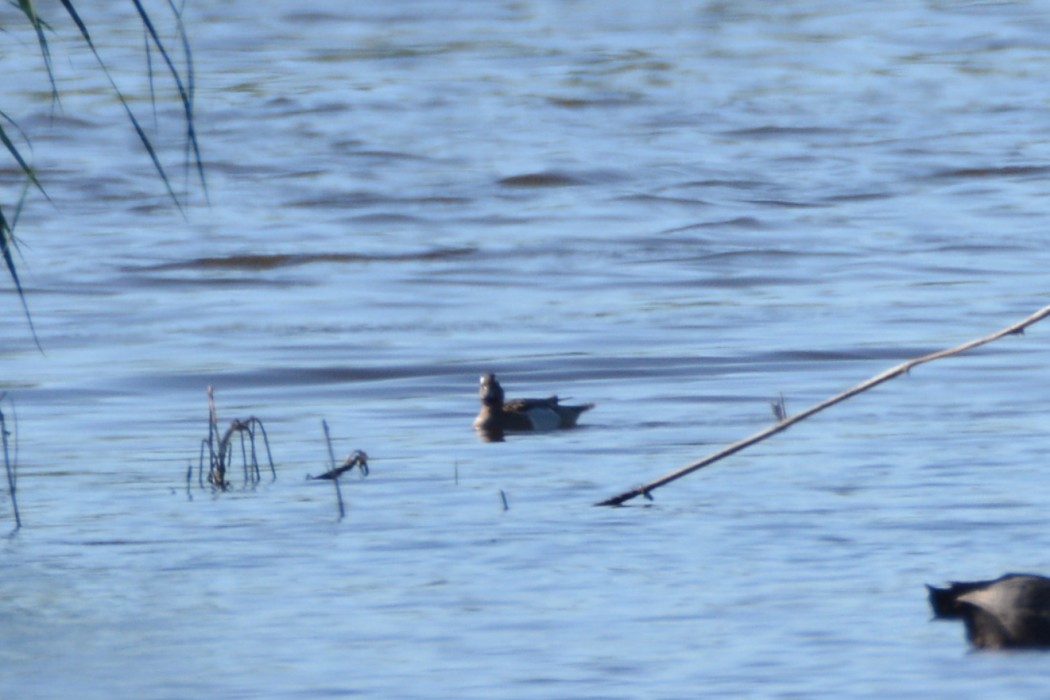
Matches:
[[927, 573, 1050, 650], [473, 373, 594, 442]]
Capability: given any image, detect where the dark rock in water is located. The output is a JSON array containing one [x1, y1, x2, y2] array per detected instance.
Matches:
[[927, 573, 1050, 650]]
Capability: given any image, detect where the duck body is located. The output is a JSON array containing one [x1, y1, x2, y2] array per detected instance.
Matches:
[[927, 573, 1050, 649], [473, 373, 594, 435]]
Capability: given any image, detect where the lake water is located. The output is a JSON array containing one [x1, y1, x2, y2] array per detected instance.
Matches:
[[3, 1, 1050, 697]]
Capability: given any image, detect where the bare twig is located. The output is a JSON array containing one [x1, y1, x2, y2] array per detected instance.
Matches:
[[1, 395, 20, 531], [321, 420, 345, 520], [597, 303, 1050, 507], [771, 393, 787, 422], [253, 420, 276, 480]]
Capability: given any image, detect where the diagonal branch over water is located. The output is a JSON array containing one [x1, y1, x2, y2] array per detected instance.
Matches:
[[596, 302, 1050, 507]]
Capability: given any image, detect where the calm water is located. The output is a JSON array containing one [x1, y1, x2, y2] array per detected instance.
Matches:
[[3, 1, 1050, 697]]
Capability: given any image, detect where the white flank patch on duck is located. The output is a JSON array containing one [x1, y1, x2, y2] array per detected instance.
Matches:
[[524, 406, 562, 431]]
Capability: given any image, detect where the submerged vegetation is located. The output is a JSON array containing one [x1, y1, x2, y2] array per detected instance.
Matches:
[[194, 386, 275, 491], [1, 0, 206, 345]]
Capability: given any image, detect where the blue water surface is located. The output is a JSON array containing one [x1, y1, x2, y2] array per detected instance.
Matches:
[[2, 1, 1050, 697]]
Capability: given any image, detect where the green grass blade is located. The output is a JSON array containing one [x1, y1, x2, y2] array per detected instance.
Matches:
[[17, 0, 60, 107], [144, 30, 158, 128], [0, 115, 48, 201], [167, 0, 208, 201], [130, 0, 208, 199], [0, 209, 41, 350], [54, 0, 187, 213]]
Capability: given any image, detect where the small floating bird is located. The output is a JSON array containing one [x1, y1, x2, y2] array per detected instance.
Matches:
[[473, 373, 594, 438], [927, 573, 1050, 649]]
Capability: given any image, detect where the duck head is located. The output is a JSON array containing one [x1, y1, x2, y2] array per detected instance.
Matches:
[[478, 373, 505, 408]]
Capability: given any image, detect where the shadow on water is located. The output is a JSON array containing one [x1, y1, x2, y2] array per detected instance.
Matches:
[[127, 247, 477, 273]]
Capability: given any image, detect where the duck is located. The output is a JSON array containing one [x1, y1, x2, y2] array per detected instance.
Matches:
[[927, 573, 1050, 649], [473, 373, 594, 437]]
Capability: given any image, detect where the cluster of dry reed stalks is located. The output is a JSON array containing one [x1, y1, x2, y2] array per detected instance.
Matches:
[[186, 388, 370, 521]]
